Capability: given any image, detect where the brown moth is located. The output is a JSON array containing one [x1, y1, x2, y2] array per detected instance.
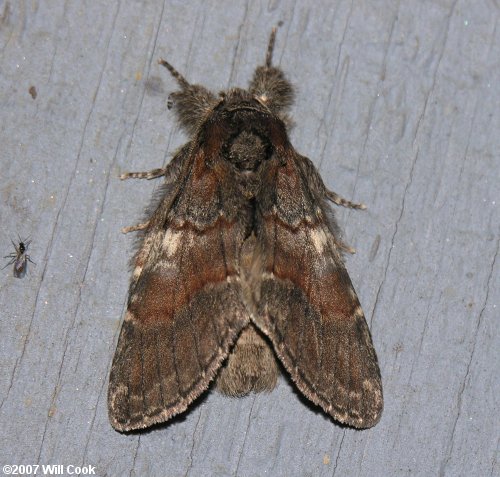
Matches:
[[108, 26, 383, 432]]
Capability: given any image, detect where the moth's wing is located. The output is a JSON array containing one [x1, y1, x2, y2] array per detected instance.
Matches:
[[253, 152, 383, 428], [108, 146, 251, 432]]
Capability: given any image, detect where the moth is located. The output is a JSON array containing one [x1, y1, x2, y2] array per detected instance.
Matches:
[[109, 26, 383, 432], [3, 237, 35, 278]]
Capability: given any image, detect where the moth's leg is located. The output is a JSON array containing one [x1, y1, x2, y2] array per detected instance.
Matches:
[[334, 238, 356, 255], [326, 190, 366, 210], [120, 143, 189, 183], [158, 59, 217, 135], [249, 23, 294, 115], [121, 221, 150, 234], [296, 155, 367, 210], [120, 168, 166, 181]]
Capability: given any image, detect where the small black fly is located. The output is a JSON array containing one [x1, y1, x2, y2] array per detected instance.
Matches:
[[3, 238, 35, 278]]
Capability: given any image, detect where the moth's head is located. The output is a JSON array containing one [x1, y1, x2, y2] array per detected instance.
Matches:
[[217, 87, 272, 114], [209, 88, 286, 173], [160, 55, 294, 137]]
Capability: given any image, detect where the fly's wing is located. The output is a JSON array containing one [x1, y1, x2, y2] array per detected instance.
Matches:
[[108, 145, 251, 432], [253, 151, 383, 428]]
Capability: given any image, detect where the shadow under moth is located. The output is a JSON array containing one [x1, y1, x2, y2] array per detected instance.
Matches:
[[109, 26, 383, 432]]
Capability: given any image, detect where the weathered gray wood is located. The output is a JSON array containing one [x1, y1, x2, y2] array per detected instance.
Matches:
[[0, 1, 498, 476]]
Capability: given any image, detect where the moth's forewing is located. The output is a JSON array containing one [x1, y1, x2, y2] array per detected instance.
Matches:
[[108, 144, 251, 432], [253, 150, 383, 428]]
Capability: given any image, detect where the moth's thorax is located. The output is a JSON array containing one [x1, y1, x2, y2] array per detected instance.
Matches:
[[210, 93, 274, 174], [224, 130, 271, 173]]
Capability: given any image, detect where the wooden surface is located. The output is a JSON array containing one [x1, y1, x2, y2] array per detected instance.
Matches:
[[0, 1, 498, 476]]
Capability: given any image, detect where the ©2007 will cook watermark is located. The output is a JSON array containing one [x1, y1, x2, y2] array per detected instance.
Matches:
[[2, 464, 96, 475]]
